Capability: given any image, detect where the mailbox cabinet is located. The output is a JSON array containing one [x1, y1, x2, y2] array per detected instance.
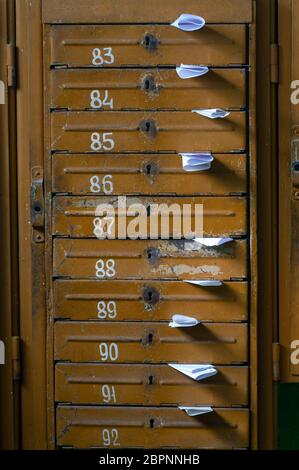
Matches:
[[11, 0, 256, 450]]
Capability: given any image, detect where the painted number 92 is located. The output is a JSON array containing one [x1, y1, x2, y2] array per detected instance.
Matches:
[[102, 428, 120, 447]]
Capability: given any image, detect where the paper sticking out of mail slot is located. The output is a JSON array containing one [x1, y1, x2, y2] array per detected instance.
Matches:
[[171, 14, 206, 31], [169, 314, 200, 328], [193, 237, 234, 247], [176, 64, 209, 79], [180, 152, 214, 172], [192, 108, 230, 119], [168, 363, 218, 381], [179, 406, 214, 417], [184, 280, 223, 287]]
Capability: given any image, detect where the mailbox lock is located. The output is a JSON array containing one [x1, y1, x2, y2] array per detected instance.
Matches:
[[142, 75, 157, 93], [143, 286, 160, 305], [140, 119, 157, 138], [142, 33, 158, 51], [143, 162, 159, 176]]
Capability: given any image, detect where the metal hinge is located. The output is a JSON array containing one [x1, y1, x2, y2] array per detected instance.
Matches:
[[31, 166, 45, 243], [6, 44, 17, 87], [272, 342, 281, 381], [270, 43, 279, 84], [12, 336, 21, 382]]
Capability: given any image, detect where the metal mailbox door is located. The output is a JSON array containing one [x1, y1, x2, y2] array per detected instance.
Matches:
[[16, 0, 256, 450]]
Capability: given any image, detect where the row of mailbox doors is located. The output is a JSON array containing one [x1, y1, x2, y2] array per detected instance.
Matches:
[[47, 14, 252, 449]]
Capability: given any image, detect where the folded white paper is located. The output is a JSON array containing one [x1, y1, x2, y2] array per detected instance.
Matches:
[[168, 363, 218, 381], [192, 108, 230, 119], [171, 14, 205, 32], [169, 314, 200, 328], [184, 280, 223, 287], [180, 152, 214, 172], [193, 237, 234, 247], [179, 406, 213, 417], [176, 64, 209, 79]]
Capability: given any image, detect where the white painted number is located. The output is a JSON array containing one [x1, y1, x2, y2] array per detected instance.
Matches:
[[91, 132, 115, 151], [99, 343, 119, 362], [92, 47, 115, 66], [101, 384, 117, 403], [90, 90, 114, 109], [102, 428, 120, 447], [97, 300, 117, 319], [90, 175, 114, 194], [95, 259, 116, 278], [93, 217, 115, 239]]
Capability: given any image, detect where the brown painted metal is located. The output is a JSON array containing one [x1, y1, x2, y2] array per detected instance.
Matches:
[[52, 153, 247, 196], [0, 0, 20, 450], [52, 196, 247, 238], [16, 0, 48, 449], [53, 280, 248, 322], [55, 363, 248, 406], [53, 239, 248, 280], [49, 25, 247, 68], [43, 0, 253, 24], [51, 68, 246, 111], [54, 321, 248, 363], [51, 111, 246, 153], [56, 406, 249, 449]]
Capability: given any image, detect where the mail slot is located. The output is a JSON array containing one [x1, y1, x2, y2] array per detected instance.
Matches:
[[53, 280, 248, 322], [52, 196, 247, 238], [49, 25, 247, 68], [56, 406, 249, 449], [50, 68, 246, 111], [52, 153, 247, 196], [51, 111, 246, 153], [54, 321, 247, 363], [43, 0, 253, 24], [53, 239, 247, 280], [55, 363, 248, 406]]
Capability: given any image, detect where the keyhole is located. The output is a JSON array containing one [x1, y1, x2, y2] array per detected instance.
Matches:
[[34, 203, 42, 213], [143, 286, 160, 305], [149, 418, 155, 428], [148, 333, 153, 344], [146, 164, 152, 174], [144, 78, 150, 90], [147, 206, 151, 217], [143, 33, 158, 51], [148, 375, 154, 385]]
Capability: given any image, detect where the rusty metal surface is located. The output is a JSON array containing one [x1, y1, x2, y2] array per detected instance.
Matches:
[[54, 321, 247, 363], [55, 363, 248, 406], [52, 154, 247, 196], [53, 196, 247, 238], [43, 0, 253, 24], [51, 111, 246, 153], [56, 406, 249, 449], [51, 68, 246, 111], [49, 25, 247, 68], [53, 239, 248, 280], [53, 280, 248, 322]]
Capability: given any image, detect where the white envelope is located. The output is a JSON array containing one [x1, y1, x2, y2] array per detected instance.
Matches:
[[169, 314, 200, 328], [184, 280, 223, 287], [180, 152, 214, 172], [168, 363, 218, 381], [179, 406, 213, 417], [192, 108, 230, 119], [176, 64, 209, 79], [193, 237, 234, 247], [171, 14, 205, 32]]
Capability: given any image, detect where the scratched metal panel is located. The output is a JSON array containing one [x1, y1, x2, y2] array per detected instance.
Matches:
[[51, 111, 246, 153], [55, 363, 248, 406], [51, 68, 246, 111], [56, 406, 249, 449], [53, 239, 247, 280], [49, 25, 247, 68], [43, 0, 253, 24], [52, 153, 247, 196], [53, 280, 248, 322], [54, 321, 247, 363], [52, 196, 247, 238]]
